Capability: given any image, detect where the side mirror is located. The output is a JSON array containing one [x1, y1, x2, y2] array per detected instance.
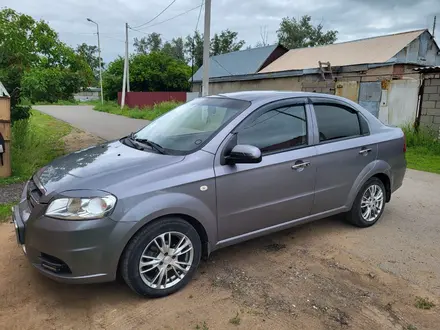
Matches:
[[225, 144, 262, 165]]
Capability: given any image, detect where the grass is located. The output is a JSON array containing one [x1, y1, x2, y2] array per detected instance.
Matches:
[[33, 99, 80, 105], [0, 110, 72, 186], [229, 312, 241, 325], [414, 296, 435, 310], [402, 125, 440, 174], [0, 202, 16, 223], [194, 321, 209, 330], [93, 100, 181, 121]]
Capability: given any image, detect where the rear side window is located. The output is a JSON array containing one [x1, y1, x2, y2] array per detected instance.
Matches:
[[313, 104, 362, 142], [237, 104, 307, 154]]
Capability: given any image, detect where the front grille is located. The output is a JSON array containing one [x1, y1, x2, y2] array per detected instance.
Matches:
[[39, 253, 72, 274], [27, 179, 42, 209]]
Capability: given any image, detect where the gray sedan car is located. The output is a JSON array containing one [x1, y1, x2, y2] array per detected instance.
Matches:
[[13, 91, 406, 297]]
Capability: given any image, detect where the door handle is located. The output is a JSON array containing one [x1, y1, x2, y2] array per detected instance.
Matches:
[[291, 161, 311, 170], [359, 148, 372, 155]]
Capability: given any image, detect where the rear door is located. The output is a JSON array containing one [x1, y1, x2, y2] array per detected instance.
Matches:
[[310, 98, 377, 214], [214, 98, 317, 241]]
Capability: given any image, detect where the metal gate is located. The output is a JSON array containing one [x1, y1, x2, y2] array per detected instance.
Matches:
[[358, 82, 382, 118]]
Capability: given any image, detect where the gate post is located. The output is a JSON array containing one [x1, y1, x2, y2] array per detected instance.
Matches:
[[0, 83, 11, 178]]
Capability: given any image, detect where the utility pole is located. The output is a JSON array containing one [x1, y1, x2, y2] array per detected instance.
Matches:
[[202, 0, 211, 96], [433, 16, 437, 38], [121, 23, 128, 109], [126, 22, 130, 92], [87, 18, 104, 104]]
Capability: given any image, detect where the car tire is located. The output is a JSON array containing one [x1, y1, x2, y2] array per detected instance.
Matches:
[[120, 217, 201, 298], [346, 177, 386, 228]]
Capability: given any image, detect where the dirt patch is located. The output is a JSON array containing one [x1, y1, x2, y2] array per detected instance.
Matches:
[[62, 129, 105, 153], [1, 214, 439, 330]]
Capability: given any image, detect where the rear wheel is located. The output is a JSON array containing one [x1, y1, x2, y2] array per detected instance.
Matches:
[[120, 217, 201, 297], [346, 177, 386, 227]]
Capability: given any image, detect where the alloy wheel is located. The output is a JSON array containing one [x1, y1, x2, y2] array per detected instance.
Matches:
[[360, 184, 384, 222], [138, 231, 194, 289]]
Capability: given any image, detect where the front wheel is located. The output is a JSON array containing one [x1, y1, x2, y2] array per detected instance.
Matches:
[[120, 217, 201, 297], [346, 177, 386, 227]]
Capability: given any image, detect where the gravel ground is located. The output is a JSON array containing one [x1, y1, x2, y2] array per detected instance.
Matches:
[[0, 183, 25, 204]]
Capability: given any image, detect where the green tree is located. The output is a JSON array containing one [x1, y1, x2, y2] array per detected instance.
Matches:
[[76, 43, 103, 83], [184, 29, 245, 71], [277, 15, 338, 49], [102, 56, 124, 100], [133, 32, 162, 54], [185, 31, 204, 69], [0, 8, 92, 104], [162, 37, 185, 62], [210, 29, 245, 56], [103, 53, 191, 100]]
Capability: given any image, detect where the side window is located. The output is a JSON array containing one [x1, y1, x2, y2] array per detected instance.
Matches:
[[237, 104, 307, 154], [314, 104, 361, 142]]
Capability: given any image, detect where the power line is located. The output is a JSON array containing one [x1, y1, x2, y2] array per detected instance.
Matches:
[[212, 57, 234, 76], [131, 0, 178, 29], [195, 0, 204, 32], [132, 4, 203, 31]]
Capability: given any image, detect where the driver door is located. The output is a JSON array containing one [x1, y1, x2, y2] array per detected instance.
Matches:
[[214, 99, 317, 242]]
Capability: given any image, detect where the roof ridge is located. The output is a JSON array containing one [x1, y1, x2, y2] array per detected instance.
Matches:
[[287, 28, 427, 52], [210, 44, 278, 59]]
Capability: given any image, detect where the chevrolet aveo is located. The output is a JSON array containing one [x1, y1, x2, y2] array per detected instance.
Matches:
[[13, 91, 406, 297]]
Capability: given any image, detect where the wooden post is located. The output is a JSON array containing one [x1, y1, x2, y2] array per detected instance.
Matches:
[[0, 95, 11, 178]]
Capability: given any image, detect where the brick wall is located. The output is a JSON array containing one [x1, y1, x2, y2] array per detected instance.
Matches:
[[420, 74, 440, 136]]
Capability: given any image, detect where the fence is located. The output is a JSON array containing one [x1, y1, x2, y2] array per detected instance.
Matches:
[[117, 92, 199, 108]]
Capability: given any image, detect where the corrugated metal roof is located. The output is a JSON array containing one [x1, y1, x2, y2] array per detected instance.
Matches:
[[191, 44, 280, 82], [260, 29, 426, 73], [413, 66, 440, 73]]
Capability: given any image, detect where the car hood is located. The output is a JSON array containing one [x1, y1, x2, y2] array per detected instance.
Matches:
[[36, 140, 185, 196]]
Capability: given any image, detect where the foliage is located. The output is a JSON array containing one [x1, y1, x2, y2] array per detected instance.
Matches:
[[184, 29, 246, 70], [277, 15, 338, 49], [94, 101, 181, 121], [210, 29, 245, 56], [103, 53, 191, 100], [185, 31, 204, 69], [402, 125, 440, 174], [21, 66, 90, 103], [0, 8, 93, 104], [414, 296, 435, 310], [0, 110, 71, 186], [134, 32, 163, 54], [162, 37, 185, 62], [11, 105, 32, 124], [76, 43, 103, 83], [0, 202, 16, 222]]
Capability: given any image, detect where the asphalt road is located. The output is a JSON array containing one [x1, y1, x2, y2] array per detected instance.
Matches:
[[34, 105, 149, 140]]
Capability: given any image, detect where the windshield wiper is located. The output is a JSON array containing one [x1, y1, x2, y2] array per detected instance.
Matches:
[[128, 133, 166, 154]]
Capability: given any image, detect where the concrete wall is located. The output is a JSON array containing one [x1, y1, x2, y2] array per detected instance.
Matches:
[[420, 73, 440, 136]]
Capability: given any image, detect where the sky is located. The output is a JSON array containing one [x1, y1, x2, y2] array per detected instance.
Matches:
[[2, 0, 440, 63]]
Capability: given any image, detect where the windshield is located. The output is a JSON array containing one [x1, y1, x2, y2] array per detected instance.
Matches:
[[131, 97, 251, 154]]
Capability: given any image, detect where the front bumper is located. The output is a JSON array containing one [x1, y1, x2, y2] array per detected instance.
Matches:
[[12, 198, 136, 284]]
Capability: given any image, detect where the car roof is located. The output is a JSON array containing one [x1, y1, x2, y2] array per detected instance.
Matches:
[[216, 91, 343, 102]]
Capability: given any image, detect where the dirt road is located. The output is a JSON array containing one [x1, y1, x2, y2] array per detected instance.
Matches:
[[0, 169, 439, 329]]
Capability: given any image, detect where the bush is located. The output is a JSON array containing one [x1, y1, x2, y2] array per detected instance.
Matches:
[[402, 124, 440, 154], [11, 104, 31, 124], [3, 111, 71, 183]]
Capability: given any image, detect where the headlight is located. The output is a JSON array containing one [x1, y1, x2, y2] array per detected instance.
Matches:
[[45, 195, 117, 220]]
